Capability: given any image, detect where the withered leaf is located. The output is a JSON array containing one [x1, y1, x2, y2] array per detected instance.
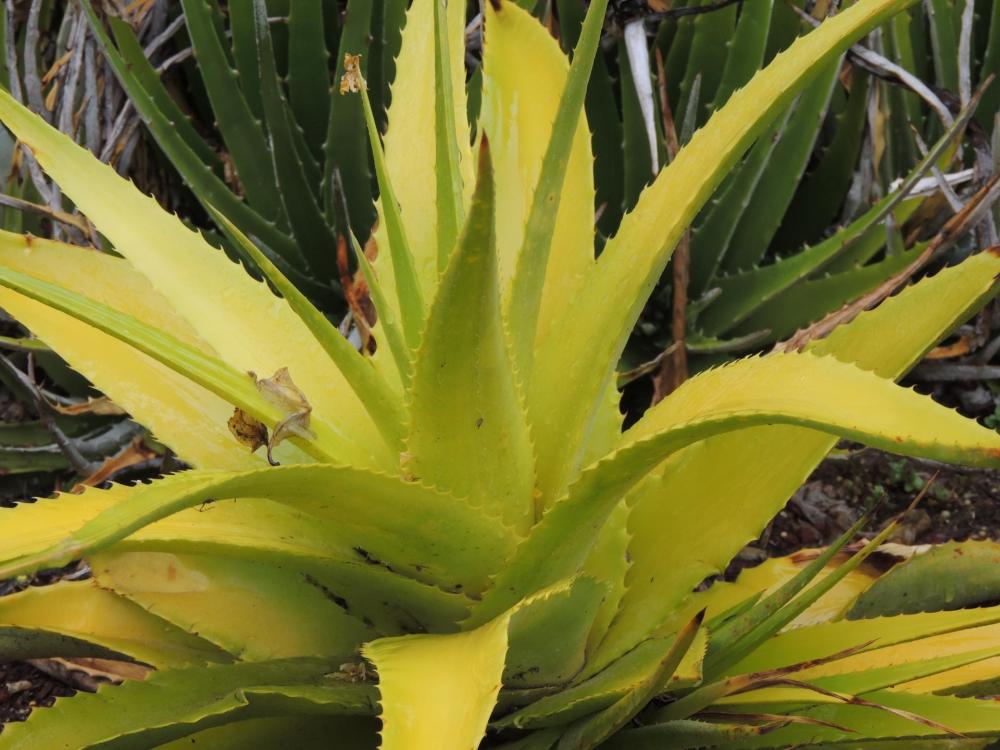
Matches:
[[339, 53, 364, 94], [50, 396, 127, 417], [227, 408, 268, 453], [250, 367, 314, 464]]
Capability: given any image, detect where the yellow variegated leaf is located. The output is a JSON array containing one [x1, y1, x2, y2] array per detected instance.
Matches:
[[897, 654, 1000, 695], [725, 606, 1000, 676], [364, 613, 510, 750], [528, 0, 919, 510], [600, 250, 1000, 673], [0, 580, 231, 667], [363, 583, 575, 749], [479, 0, 595, 323], [371, 0, 472, 317], [92, 550, 374, 660], [0, 89, 391, 471], [0, 232, 261, 469], [472, 350, 1000, 629]]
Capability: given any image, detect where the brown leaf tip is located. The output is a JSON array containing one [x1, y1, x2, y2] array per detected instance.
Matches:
[[340, 54, 364, 95]]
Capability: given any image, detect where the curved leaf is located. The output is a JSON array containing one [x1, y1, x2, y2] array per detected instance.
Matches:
[[0, 466, 516, 595], [471, 350, 1000, 627], [0, 88, 392, 469], [597, 249, 1000, 673], [0, 580, 230, 667], [0, 231, 261, 469], [0, 659, 376, 750]]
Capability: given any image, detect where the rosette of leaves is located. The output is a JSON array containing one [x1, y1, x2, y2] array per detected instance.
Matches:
[[5, 0, 1000, 747]]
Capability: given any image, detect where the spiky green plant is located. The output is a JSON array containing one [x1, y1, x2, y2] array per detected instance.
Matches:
[[5, 0, 1000, 747]]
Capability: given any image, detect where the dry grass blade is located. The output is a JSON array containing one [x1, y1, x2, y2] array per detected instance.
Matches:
[[695, 710, 856, 733]]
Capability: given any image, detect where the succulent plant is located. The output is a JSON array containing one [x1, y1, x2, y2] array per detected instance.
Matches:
[[2, 0, 1000, 747]]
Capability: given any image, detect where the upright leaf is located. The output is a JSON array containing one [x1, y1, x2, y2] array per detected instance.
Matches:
[[405, 141, 535, 533]]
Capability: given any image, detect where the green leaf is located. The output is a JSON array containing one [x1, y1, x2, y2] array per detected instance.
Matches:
[[104, 15, 220, 172], [79, 1, 303, 269], [555, 611, 704, 750], [848, 542, 1000, 619], [286, 0, 331, 159], [772, 71, 870, 249], [709, 0, 774, 111], [732, 242, 926, 344], [250, 0, 339, 282], [321, 0, 377, 241], [405, 140, 535, 534], [689, 112, 790, 294], [721, 61, 839, 273], [178, 0, 282, 217]]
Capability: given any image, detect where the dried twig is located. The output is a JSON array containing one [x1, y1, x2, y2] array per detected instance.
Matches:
[[652, 47, 688, 402]]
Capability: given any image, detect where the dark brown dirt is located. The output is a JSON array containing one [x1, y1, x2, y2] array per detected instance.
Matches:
[[0, 662, 74, 727], [730, 449, 1000, 575]]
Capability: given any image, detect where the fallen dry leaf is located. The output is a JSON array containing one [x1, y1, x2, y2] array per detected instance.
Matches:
[[251, 368, 314, 464], [340, 53, 364, 94]]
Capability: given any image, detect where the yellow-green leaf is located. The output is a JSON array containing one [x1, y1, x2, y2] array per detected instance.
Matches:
[[370, 0, 472, 316], [0, 88, 392, 470], [472, 350, 1000, 627], [598, 249, 1000, 673], [404, 140, 534, 533], [0, 231, 260, 470]]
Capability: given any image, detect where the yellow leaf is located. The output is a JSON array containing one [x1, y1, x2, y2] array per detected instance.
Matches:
[[480, 0, 595, 326], [0, 233, 266, 469], [370, 0, 473, 317]]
